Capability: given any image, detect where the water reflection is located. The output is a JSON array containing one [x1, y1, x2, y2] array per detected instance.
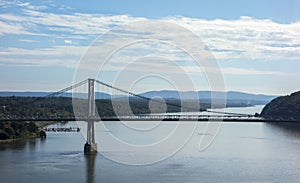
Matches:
[[0, 139, 27, 151], [85, 154, 96, 183], [2, 120, 300, 182], [27, 139, 37, 152], [266, 122, 300, 138], [0, 138, 47, 151]]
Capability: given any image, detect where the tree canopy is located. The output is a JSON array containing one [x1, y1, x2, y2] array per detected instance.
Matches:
[[260, 91, 300, 121]]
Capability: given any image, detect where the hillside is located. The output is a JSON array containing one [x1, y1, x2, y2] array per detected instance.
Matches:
[[0, 91, 276, 106], [260, 91, 300, 121], [140, 90, 276, 105], [0, 91, 111, 99], [0, 96, 206, 118], [0, 121, 42, 141]]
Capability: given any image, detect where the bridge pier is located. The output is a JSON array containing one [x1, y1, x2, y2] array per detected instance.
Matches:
[[84, 120, 97, 154], [84, 79, 97, 154], [84, 142, 97, 154]]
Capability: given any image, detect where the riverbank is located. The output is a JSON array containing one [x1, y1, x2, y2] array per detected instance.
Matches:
[[0, 135, 39, 144], [35, 121, 59, 128], [0, 121, 47, 143]]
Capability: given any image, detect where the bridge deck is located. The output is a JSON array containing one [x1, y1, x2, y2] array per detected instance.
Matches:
[[0, 115, 299, 122]]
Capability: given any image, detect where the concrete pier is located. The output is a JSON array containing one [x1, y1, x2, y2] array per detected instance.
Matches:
[[84, 79, 97, 154]]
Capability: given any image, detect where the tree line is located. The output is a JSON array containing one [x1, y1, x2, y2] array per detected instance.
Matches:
[[0, 96, 208, 118]]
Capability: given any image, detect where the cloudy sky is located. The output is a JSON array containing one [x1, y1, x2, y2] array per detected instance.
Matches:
[[0, 0, 299, 95]]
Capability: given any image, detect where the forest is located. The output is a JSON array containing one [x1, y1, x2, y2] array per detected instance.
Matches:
[[0, 121, 43, 141], [0, 96, 207, 117], [0, 96, 204, 141], [260, 91, 300, 121]]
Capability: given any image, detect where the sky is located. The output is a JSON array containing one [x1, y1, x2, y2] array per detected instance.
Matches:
[[0, 0, 299, 95]]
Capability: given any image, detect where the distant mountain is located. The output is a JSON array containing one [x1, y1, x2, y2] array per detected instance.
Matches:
[[139, 90, 276, 105], [0, 91, 111, 99], [260, 91, 300, 121], [0, 90, 276, 105], [0, 92, 50, 97], [226, 91, 276, 104]]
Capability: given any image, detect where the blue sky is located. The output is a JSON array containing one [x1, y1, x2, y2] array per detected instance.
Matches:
[[0, 0, 299, 95], [9, 0, 298, 23]]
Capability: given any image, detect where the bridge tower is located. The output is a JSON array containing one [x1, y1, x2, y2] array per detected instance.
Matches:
[[84, 78, 97, 154]]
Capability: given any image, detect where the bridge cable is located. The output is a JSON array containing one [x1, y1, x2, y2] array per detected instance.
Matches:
[[44, 79, 88, 98], [95, 79, 254, 116], [30, 78, 253, 116], [32, 79, 88, 103], [94, 79, 202, 112]]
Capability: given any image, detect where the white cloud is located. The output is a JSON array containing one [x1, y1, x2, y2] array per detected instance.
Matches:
[[0, 9, 299, 61], [165, 16, 300, 61], [0, 20, 31, 36], [0, 46, 86, 67], [179, 65, 298, 77], [18, 39, 38, 43], [0, 0, 20, 8], [64, 39, 72, 44], [0, 4, 300, 77], [0, 10, 146, 35], [17, 2, 48, 10], [221, 67, 298, 76]]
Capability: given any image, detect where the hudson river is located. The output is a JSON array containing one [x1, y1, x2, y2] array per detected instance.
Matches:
[[1, 106, 300, 182]]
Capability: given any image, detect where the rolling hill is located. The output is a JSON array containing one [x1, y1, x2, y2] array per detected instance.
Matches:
[[0, 90, 276, 106], [260, 91, 300, 121]]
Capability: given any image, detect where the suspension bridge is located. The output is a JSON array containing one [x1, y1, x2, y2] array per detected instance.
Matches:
[[0, 78, 264, 153]]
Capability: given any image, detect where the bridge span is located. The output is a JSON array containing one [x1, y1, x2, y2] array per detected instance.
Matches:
[[0, 115, 290, 122], [1, 79, 293, 154]]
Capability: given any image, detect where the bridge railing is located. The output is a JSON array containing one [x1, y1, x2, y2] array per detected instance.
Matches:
[[0, 114, 263, 121]]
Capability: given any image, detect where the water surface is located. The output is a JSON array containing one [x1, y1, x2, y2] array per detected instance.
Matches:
[[1, 106, 300, 182]]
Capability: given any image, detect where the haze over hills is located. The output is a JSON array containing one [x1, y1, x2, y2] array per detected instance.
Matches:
[[140, 90, 276, 106], [0, 90, 276, 106], [140, 90, 275, 100], [0, 91, 111, 99]]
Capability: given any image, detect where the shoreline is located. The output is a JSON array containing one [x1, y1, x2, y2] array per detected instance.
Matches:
[[35, 121, 59, 128], [0, 134, 39, 144], [0, 121, 54, 144]]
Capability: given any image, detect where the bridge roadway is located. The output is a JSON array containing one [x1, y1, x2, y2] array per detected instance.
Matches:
[[0, 114, 292, 122]]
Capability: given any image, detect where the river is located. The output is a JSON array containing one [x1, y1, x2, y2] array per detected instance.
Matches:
[[1, 106, 300, 182]]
